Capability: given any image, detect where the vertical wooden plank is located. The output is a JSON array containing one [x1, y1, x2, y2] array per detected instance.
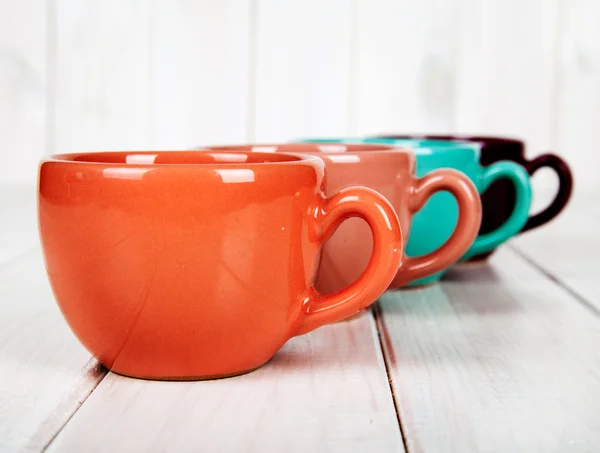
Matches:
[[354, 0, 460, 135], [453, 0, 561, 151], [0, 185, 37, 265], [555, 0, 600, 192], [151, 0, 252, 148], [53, 0, 151, 153], [253, 0, 356, 142], [453, 0, 562, 206], [0, 0, 47, 184]]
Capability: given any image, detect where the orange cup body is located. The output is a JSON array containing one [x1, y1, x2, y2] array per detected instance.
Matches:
[[38, 151, 403, 379]]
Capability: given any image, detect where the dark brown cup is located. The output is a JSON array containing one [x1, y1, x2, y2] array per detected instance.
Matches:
[[371, 134, 573, 262]]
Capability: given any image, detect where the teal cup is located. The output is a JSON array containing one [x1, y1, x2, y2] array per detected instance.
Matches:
[[298, 137, 533, 285]]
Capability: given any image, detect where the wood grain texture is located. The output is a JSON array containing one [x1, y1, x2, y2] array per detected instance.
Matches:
[[454, 0, 563, 205], [252, 0, 356, 141], [46, 310, 404, 453], [151, 0, 252, 148], [453, 0, 561, 151], [378, 248, 600, 453], [0, 0, 47, 185], [512, 194, 600, 310], [354, 0, 460, 135], [53, 0, 151, 153], [0, 248, 105, 453], [0, 184, 38, 266], [554, 0, 600, 191]]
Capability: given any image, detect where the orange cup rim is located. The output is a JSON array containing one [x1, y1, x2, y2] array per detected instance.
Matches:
[[41, 150, 325, 168]]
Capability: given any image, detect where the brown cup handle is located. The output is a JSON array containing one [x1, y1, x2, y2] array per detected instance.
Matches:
[[390, 169, 482, 288], [294, 187, 403, 336], [522, 153, 573, 233]]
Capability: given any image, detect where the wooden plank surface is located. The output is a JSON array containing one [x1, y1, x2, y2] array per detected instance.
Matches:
[[151, 0, 252, 147], [0, 186, 106, 452], [0, 0, 47, 185], [512, 194, 600, 310], [378, 246, 600, 453], [0, 247, 105, 453], [354, 0, 460, 135], [554, 0, 600, 192], [53, 0, 151, 153], [45, 310, 404, 453], [453, 0, 563, 202], [453, 0, 561, 152], [0, 185, 38, 266], [252, 0, 356, 141]]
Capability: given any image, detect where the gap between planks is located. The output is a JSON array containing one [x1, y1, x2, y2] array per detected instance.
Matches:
[[43, 307, 405, 452], [0, 247, 107, 453], [36, 360, 107, 453], [372, 302, 410, 453], [509, 244, 600, 319], [377, 246, 600, 452]]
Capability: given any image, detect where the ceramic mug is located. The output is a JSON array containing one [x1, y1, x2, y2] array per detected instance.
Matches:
[[297, 138, 532, 284], [371, 134, 573, 262], [38, 150, 403, 380], [205, 143, 482, 291]]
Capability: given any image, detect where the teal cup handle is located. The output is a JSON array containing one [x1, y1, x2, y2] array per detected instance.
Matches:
[[464, 161, 532, 259]]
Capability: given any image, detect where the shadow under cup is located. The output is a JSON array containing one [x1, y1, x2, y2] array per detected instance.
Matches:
[[37, 150, 403, 380]]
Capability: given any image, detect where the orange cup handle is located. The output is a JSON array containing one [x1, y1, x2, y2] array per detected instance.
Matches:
[[390, 169, 482, 288], [293, 187, 403, 336]]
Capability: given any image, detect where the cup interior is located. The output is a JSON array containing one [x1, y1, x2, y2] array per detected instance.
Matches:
[[48, 150, 310, 166], [365, 138, 478, 154], [295, 137, 478, 154], [373, 134, 524, 147], [207, 143, 398, 154]]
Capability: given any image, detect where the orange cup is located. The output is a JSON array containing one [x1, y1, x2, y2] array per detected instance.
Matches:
[[206, 144, 482, 292], [38, 151, 403, 380]]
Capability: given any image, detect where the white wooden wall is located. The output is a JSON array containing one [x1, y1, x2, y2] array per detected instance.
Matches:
[[1, 0, 598, 194]]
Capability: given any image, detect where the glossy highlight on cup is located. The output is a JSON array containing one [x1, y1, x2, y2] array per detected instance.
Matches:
[[205, 143, 482, 290], [37, 150, 403, 380], [371, 134, 573, 262], [296, 137, 532, 284]]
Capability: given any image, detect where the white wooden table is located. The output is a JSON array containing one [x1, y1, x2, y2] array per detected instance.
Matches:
[[2, 185, 599, 453]]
